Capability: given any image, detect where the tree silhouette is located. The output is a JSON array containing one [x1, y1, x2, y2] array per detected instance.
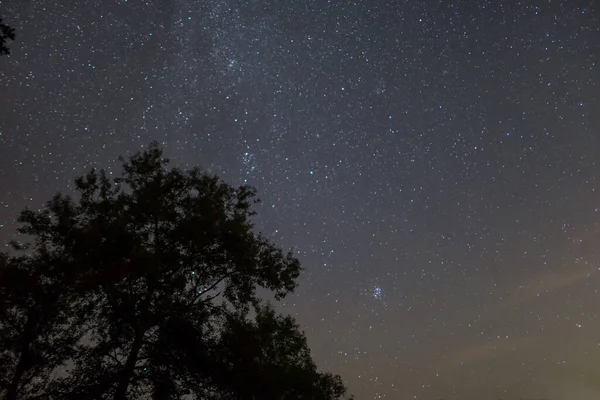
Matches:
[[0, 18, 15, 55], [4, 142, 350, 399], [209, 305, 351, 399], [0, 199, 91, 400]]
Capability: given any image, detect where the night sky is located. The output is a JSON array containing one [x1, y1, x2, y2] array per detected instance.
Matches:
[[1, 1, 600, 399]]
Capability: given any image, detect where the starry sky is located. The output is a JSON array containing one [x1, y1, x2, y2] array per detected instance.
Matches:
[[1, 0, 600, 399]]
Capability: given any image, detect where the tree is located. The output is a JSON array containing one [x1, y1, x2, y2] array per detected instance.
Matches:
[[208, 305, 351, 400], [0, 197, 91, 400], [8, 142, 349, 399], [0, 17, 15, 55]]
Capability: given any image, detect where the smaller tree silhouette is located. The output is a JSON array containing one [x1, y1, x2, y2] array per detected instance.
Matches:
[[207, 305, 351, 399], [0, 18, 15, 55], [0, 210, 90, 400]]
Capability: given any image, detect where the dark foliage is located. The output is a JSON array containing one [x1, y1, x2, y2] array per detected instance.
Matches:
[[0, 18, 15, 55], [0, 201, 90, 400], [0, 142, 350, 400], [208, 305, 351, 400]]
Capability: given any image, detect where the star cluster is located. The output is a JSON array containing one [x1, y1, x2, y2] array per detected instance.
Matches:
[[1, 1, 600, 399]]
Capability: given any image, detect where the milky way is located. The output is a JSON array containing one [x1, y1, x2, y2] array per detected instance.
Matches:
[[1, 1, 600, 398]]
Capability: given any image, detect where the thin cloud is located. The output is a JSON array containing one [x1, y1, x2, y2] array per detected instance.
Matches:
[[448, 335, 534, 366], [504, 266, 599, 307]]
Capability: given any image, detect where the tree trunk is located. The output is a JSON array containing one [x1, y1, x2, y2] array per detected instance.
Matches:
[[5, 348, 29, 400], [114, 225, 159, 400], [113, 329, 145, 400], [6, 313, 37, 400]]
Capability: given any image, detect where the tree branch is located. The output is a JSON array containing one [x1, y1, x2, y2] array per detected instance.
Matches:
[[187, 273, 229, 308], [199, 273, 230, 297]]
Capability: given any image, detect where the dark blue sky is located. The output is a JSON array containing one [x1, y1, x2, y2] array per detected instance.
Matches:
[[1, 1, 600, 398]]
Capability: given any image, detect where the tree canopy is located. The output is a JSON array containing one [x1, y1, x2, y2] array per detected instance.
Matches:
[[0, 142, 351, 400], [0, 18, 15, 55]]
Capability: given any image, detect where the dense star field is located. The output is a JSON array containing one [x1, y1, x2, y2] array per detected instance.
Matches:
[[1, 1, 600, 398]]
